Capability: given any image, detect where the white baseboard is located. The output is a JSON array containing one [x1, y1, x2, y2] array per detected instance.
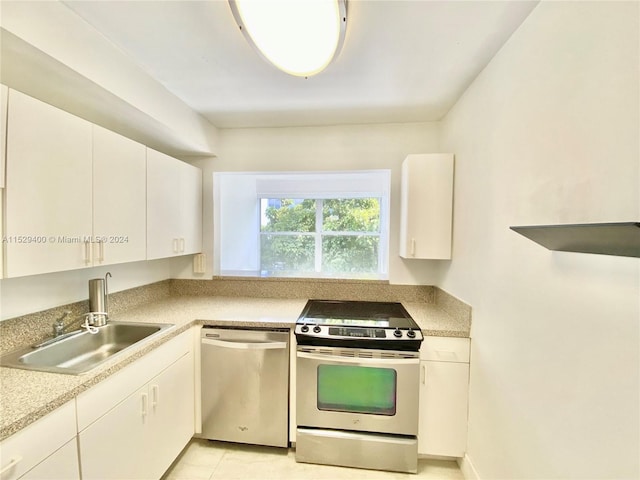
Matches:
[[419, 454, 459, 461], [458, 454, 480, 480]]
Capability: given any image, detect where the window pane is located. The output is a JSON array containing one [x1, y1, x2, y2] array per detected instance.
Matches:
[[261, 199, 316, 232], [317, 365, 396, 415], [260, 234, 315, 275], [322, 236, 379, 275], [322, 198, 380, 232]]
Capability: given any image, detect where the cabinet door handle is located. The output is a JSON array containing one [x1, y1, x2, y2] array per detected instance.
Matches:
[[98, 240, 105, 263], [179, 237, 185, 252], [410, 238, 416, 257], [84, 240, 92, 265], [141, 392, 148, 421], [151, 384, 159, 410], [435, 350, 458, 361], [172, 238, 179, 253], [421, 364, 426, 385], [0, 455, 22, 475]]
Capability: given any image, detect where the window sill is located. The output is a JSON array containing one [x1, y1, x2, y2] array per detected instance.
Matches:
[[213, 274, 390, 285]]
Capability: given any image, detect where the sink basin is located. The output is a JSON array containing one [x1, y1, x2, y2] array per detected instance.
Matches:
[[0, 321, 174, 375]]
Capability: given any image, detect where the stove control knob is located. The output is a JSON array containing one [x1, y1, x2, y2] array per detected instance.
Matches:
[[300, 324, 309, 333], [407, 329, 416, 339], [313, 325, 322, 334], [393, 328, 403, 338]]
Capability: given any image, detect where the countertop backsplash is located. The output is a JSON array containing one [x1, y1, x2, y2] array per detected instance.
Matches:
[[0, 277, 470, 356]]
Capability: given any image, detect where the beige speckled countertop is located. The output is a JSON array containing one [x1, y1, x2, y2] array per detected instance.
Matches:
[[0, 295, 469, 441]]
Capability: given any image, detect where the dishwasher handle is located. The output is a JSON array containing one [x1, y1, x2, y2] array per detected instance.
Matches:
[[202, 337, 287, 350]]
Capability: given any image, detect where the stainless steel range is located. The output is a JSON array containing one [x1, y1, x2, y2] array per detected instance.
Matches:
[[295, 300, 423, 474]]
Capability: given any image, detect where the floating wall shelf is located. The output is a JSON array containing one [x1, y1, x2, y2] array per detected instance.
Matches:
[[510, 222, 640, 258]]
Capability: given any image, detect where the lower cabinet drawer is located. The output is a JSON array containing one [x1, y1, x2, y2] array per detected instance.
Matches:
[[420, 336, 470, 363], [0, 401, 77, 480], [19, 439, 80, 480]]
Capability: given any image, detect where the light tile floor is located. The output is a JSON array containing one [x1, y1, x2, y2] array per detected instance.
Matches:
[[162, 439, 464, 480]]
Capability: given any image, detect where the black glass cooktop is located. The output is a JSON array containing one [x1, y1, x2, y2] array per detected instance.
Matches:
[[297, 300, 418, 329]]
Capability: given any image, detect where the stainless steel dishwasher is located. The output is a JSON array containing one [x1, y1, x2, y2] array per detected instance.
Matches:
[[200, 327, 290, 447]]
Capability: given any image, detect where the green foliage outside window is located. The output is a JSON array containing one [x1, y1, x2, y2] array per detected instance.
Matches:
[[260, 198, 380, 277]]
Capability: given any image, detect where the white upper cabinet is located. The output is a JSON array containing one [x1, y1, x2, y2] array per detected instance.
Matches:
[[4, 90, 150, 277], [0, 194, 3, 280], [1, 83, 8, 188], [92, 125, 146, 266], [147, 148, 202, 260], [5, 89, 93, 277], [179, 160, 203, 255], [1, 85, 6, 279], [399, 154, 454, 260]]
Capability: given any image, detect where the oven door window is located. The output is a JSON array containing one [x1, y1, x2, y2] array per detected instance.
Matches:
[[317, 365, 397, 415]]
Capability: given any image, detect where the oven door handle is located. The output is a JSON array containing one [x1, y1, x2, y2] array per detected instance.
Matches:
[[202, 338, 287, 350], [296, 351, 419, 366]]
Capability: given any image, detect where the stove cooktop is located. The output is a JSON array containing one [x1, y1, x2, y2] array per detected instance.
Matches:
[[295, 300, 423, 351], [298, 300, 415, 327]]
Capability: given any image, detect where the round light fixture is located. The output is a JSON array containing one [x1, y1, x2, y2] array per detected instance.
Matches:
[[229, 0, 347, 77]]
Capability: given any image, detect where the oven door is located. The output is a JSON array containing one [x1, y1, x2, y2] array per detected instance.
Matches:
[[296, 346, 420, 436]]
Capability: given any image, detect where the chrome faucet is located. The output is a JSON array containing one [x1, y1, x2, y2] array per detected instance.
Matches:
[[52, 310, 100, 338], [33, 311, 89, 348], [33, 275, 113, 349], [53, 311, 73, 337]]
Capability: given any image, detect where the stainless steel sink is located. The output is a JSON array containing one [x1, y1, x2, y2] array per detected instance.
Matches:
[[0, 321, 174, 375]]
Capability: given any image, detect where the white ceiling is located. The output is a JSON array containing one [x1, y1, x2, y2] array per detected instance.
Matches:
[[62, 0, 538, 129]]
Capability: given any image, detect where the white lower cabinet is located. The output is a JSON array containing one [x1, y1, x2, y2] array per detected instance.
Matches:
[[0, 401, 79, 480], [418, 337, 470, 457], [19, 439, 80, 480], [79, 381, 151, 480], [150, 350, 196, 473], [77, 330, 195, 480]]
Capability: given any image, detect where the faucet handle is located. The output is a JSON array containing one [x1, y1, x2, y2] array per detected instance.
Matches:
[[53, 311, 72, 336]]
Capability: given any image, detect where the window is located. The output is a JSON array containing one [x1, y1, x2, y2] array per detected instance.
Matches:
[[260, 198, 382, 277], [214, 171, 390, 279]]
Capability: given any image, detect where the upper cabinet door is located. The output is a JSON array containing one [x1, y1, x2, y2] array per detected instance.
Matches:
[[1, 84, 8, 188], [146, 148, 202, 260], [146, 148, 181, 260], [5, 90, 92, 278], [179, 161, 202, 255], [399, 154, 454, 260], [1, 85, 6, 280], [92, 125, 146, 266]]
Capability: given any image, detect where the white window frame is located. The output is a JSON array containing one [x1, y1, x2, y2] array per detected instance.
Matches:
[[258, 197, 386, 278], [214, 170, 390, 279]]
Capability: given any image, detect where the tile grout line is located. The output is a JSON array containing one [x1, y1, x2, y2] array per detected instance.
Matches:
[[207, 444, 229, 480]]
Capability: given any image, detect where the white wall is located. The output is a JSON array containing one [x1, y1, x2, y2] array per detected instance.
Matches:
[[439, 2, 639, 479], [216, 173, 261, 274], [190, 122, 444, 285], [0, 258, 174, 320], [0, 1, 218, 156]]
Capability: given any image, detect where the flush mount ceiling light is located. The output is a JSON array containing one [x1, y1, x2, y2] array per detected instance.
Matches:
[[229, 0, 347, 77]]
